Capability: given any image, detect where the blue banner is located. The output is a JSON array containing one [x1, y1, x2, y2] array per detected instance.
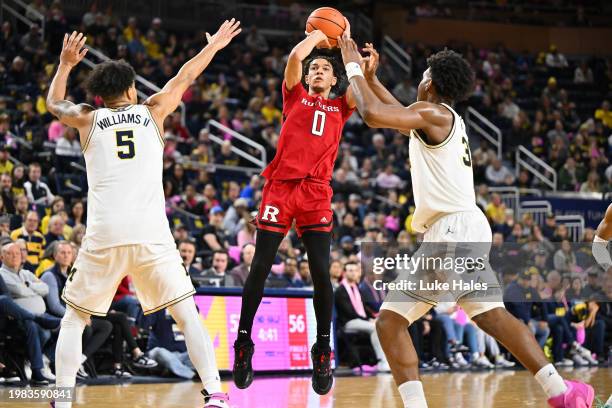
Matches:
[[521, 197, 609, 228]]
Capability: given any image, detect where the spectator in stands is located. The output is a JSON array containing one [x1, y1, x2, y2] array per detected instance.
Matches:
[[266, 257, 302, 288], [200, 206, 228, 255], [230, 243, 255, 287], [1, 174, 15, 214], [223, 197, 249, 237], [485, 193, 506, 227], [68, 200, 85, 227], [44, 215, 66, 245], [0, 145, 13, 176], [298, 259, 313, 288], [582, 267, 605, 300], [245, 25, 269, 55], [55, 127, 82, 173], [504, 268, 550, 348], [329, 260, 343, 289], [392, 78, 417, 105], [20, 25, 45, 62], [499, 95, 520, 120], [554, 240, 577, 276], [376, 163, 402, 190], [239, 175, 260, 206], [574, 61, 594, 84], [541, 77, 561, 105], [545, 45, 568, 68], [558, 157, 586, 191], [178, 240, 200, 276], [192, 250, 235, 287], [334, 262, 389, 372], [594, 100, 612, 128], [580, 171, 601, 193], [10, 210, 45, 272], [69, 224, 86, 248], [215, 141, 239, 166], [24, 163, 54, 207], [11, 165, 26, 197], [0, 215, 10, 238], [0, 242, 53, 384], [359, 271, 385, 317], [485, 158, 514, 186]]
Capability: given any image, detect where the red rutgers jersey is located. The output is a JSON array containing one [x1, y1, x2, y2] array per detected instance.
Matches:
[[261, 81, 354, 182]]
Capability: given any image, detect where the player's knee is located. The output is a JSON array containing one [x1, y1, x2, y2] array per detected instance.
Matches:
[[168, 297, 198, 329], [61, 306, 90, 330], [376, 310, 404, 339], [472, 306, 509, 333]]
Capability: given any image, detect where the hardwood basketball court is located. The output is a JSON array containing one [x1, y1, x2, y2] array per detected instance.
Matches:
[[2, 368, 610, 407]]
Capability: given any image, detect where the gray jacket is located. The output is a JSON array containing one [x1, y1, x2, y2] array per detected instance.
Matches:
[[0, 264, 48, 314]]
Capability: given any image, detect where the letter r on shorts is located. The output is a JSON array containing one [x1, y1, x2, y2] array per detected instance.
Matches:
[[261, 205, 280, 223]]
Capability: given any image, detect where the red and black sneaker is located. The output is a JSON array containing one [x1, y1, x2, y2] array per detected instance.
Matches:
[[310, 344, 333, 395], [232, 339, 254, 389]]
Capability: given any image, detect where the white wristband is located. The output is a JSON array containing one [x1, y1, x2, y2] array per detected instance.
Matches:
[[345, 62, 364, 81]]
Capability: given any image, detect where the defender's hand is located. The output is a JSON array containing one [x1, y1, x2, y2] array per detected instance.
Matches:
[[60, 31, 88, 68], [362, 42, 379, 81], [337, 31, 361, 66], [206, 18, 242, 51]]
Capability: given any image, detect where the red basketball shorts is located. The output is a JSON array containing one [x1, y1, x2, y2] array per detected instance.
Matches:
[[256, 179, 333, 236]]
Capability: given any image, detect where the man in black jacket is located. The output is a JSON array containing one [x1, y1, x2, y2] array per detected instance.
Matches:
[[334, 262, 389, 371], [503, 267, 550, 348]]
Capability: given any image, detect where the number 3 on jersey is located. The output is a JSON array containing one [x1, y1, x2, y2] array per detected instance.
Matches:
[[311, 111, 326, 136], [116, 130, 135, 159]]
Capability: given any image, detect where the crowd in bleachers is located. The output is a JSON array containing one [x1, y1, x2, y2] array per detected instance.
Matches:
[[0, 0, 610, 384]]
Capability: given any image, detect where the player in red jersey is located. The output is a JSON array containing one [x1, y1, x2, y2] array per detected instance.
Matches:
[[233, 24, 355, 395]]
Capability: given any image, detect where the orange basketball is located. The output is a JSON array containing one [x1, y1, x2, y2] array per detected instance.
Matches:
[[305, 7, 346, 48]]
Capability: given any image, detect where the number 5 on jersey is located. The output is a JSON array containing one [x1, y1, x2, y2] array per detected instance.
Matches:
[[116, 130, 135, 159], [311, 111, 326, 136]]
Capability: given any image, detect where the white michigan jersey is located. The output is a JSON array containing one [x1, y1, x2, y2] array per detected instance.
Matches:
[[409, 103, 479, 233], [82, 104, 174, 250]]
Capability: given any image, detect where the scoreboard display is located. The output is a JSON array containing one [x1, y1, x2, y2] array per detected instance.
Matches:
[[194, 293, 335, 372]]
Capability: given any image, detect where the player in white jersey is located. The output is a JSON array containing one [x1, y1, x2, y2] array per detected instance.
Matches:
[[45, 21, 241, 408], [593, 204, 612, 272], [337, 28, 594, 408]]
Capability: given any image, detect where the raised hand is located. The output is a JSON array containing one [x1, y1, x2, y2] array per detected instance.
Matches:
[[60, 31, 88, 68], [305, 29, 331, 49], [206, 18, 242, 51], [362, 42, 379, 81], [337, 30, 361, 66]]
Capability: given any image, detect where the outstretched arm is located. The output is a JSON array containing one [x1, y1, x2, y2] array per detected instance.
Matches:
[[338, 34, 439, 133], [145, 19, 241, 120], [284, 30, 330, 90], [47, 31, 94, 132]]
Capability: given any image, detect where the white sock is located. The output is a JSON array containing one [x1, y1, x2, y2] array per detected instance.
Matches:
[[534, 364, 567, 398], [168, 297, 222, 394], [55, 307, 89, 408], [398, 380, 428, 408]]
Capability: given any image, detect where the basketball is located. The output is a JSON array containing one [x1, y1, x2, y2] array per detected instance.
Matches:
[[306, 7, 346, 48]]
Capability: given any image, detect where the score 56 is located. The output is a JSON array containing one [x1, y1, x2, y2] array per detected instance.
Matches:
[[289, 314, 305, 333]]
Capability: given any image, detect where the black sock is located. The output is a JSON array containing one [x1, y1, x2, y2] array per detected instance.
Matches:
[[236, 229, 285, 342], [316, 334, 331, 350], [302, 231, 333, 351]]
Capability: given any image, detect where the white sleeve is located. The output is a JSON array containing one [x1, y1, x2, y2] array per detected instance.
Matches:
[[593, 236, 612, 271], [24, 181, 34, 203]]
